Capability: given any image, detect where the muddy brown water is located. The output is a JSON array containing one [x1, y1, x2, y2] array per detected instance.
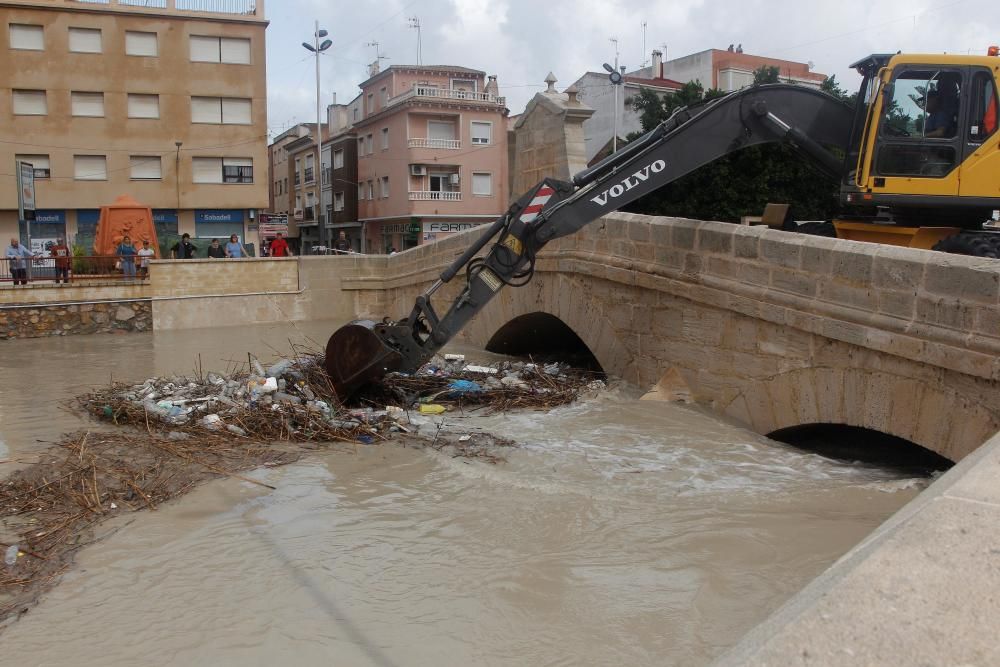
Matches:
[[0, 322, 926, 665]]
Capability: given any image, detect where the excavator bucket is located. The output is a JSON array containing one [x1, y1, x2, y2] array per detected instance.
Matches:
[[325, 320, 404, 402]]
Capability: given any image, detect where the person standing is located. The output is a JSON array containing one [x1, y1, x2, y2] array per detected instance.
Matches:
[[269, 232, 292, 258], [333, 231, 351, 255], [206, 238, 226, 258], [171, 233, 197, 259], [137, 239, 155, 279], [50, 237, 71, 284], [5, 238, 34, 285], [116, 235, 138, 280], [225, 234, 248, 258]]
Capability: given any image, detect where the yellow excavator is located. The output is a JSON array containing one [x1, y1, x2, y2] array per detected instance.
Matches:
[[326, 50, 1000, 399]]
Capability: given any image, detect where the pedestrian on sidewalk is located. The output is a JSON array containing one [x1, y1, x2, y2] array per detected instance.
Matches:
[[117, 235, 138, 280], [333, 231, 351, 255], [5, 238, 34, 285], [269, 232, 292, 257], [137, 239, 155, 279], [171, 233, 197, 259], [225, 234, 248, 258], [207, 238, 226, 259], [50, 237, 71, 284]]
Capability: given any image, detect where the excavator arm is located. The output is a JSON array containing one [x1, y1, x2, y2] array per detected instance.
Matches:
[[326, 84, 854, 399]]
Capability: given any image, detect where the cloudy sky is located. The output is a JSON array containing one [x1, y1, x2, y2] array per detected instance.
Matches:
[[264, 0, 995, 138]]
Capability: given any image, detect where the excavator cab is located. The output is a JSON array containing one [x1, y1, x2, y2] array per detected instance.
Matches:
[[842, 52, 1000, 230]]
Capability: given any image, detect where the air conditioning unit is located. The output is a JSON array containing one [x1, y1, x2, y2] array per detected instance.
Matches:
[[449, 173, 460, 185], [410, 164, 427, 176]]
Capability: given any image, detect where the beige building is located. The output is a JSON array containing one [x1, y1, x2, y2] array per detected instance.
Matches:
[[0, 0, 268, 255], [355, 65, 509, 253]]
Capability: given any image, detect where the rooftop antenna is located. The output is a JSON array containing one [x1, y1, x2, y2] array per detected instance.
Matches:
[[366, 41, 388, 69], [661, 43, 668, 61], [408, 17, 422, 65], [641, 21, 648, 67]]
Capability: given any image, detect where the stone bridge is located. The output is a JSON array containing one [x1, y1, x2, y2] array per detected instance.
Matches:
[[339, 212, 1000, 462]]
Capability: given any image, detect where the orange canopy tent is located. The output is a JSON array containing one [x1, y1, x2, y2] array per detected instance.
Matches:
[[93, 195, 159, 257]]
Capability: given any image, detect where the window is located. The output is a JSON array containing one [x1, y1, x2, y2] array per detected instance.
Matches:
[[71, 92, 104, 117], [968, 70, 998, 142], [191, 97, 251, 124], [9, 24, 43, 51], [367, 93, 373, 114], [192, 157, 253, 183], [380, 176, 389, 198], [379, 86, 388, 106], [15, 154, 49, 179], [334, 191, 344, 211], [367, 180, 374, 199], [358, 137, 365, 155], [68, 28, 102, 53], [12, 90, 46, 115], [472, 172, 492, 196], [74, 155, 107, 181], [127, 94, 159, 119], [353, 107, 359, 121], [130, 155, 162, 180], [333, 149, 344, 169], [366, 134, 374, 154], [358, 183, 365, 201], [471, 121, 492, 145], [305, 154, 315, 183], [381, 128, 389, 150], [428, 120, 455, 140], [125, 31, 157, 57], [222, 158, 253, 183], [190, 35, 250, 64]]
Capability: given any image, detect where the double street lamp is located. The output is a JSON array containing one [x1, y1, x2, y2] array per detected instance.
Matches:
[[303, 23, 333, 248]]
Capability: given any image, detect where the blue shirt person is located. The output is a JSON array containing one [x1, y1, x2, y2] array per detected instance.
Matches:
[[116, 236, 138, 279], [5, 238, 34, 285], [225, 234, 247, 258]]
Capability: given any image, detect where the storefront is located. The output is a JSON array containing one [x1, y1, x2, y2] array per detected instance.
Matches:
[[22, 210, 67, 254], [421, 220, 484, 245], [194, 209, 244, 240]]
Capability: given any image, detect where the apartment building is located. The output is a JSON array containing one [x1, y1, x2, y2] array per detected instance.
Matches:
[[0, 0, 268, 252], [355, 65, 509, 253], [285, 133, 322, 250], [268, 122, 320, 245], [656, 47, 827, 93], [320, 130, 359, 251]]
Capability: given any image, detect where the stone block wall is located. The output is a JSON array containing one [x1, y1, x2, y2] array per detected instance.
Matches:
[[0, 300, 151, 339]]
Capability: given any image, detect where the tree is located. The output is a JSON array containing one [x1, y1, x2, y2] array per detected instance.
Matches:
[[621, 77, 843, 223], [753, 65, 781, 85], [821, 75, 858, 107]]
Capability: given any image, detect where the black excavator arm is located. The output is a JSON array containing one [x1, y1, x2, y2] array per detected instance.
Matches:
[[326, 84, 855, 399]]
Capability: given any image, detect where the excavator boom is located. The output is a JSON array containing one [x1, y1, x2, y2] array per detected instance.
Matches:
[[326, 84, 855, 400]]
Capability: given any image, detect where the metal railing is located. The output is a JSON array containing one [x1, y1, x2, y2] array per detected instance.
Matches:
[[304, 167, 315, 184], [68, 0, 260, 15], [2, 256, 151, 285], [408, 138, 461, 149], [408, 191, 462, 201]]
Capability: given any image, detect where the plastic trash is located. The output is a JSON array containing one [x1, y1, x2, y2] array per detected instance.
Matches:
[[202, 414, 223, 430], [251, 358, 266, 377], [250, 377, 278, 394], [447, 379, 483, 396], [266, 359, 294, 378], [273, 392, 302, 404], [226, 424, 248, 437], [463, 365, 498, 375], [419, 404, 446, 415], [458, 435, 472, 442], [357, 435, 374, 444], [386, 405, 406, 421], [500, 376, 528, 389], [444, 353, 465, 362], [4, 544, 18, 566]]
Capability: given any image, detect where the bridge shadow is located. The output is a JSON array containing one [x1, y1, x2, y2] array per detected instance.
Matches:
[[769, 424, 953, 476], [485, 312, 605, 374]]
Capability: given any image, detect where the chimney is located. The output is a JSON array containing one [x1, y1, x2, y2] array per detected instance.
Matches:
[[485, 74, 499, 98], [368, 60, 380, 78], [544, 72, 557, 93], [651, 50, 663, 79], [565, 84, 580, 104], [332, 92, 337, 105]]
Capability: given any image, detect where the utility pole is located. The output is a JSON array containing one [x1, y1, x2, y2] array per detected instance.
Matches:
[[302, 22, 332, 249], [408, 17, 422, 65], [609, 37, 621, 153]]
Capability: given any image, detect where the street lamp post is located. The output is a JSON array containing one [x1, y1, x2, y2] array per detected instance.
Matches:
[[603, 61, 624, 153], [303, 22, 332, 250]]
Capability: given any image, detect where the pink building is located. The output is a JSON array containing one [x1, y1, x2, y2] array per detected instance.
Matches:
[[354, 65, 509, 253]]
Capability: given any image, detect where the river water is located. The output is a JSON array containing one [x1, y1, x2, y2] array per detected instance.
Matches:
[[0, 322, 927, 665]]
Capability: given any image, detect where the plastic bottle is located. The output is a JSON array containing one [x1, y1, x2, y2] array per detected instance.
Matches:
[[4, 544, 18, 566], [419, 404, 446, 415]]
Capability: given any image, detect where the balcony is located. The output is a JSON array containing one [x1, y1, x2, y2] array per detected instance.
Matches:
[[409, 191, 462, 201], [304, 167, 315, 184], [66, 0, 263, 17], [389, 86, 505, 108], [407, 138, 461, 150]]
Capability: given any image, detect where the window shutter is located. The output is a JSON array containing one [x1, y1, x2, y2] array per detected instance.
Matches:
[[74, 155, 107, 181], [192, 157, 223, 183], [221, 98, 251, 124], [333, 150, 344, 169], [71, 92, 105, 117], [12, 90, 47, 115], [223, 157, 253, 167], [16, 154, 50, 177], [428, 121, 454, 140], [130, 156, 162, 180], [125, 31, 157, 57], [471, 121, 491, 144], [189, 35, 220, 62], [191, 97, 222, 123], [472, 172, 492, 195], [9, 24, 43, 50], [220, 37, 251, 64], [69, 28, 102, 53], [128, 94, 160, 119]]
